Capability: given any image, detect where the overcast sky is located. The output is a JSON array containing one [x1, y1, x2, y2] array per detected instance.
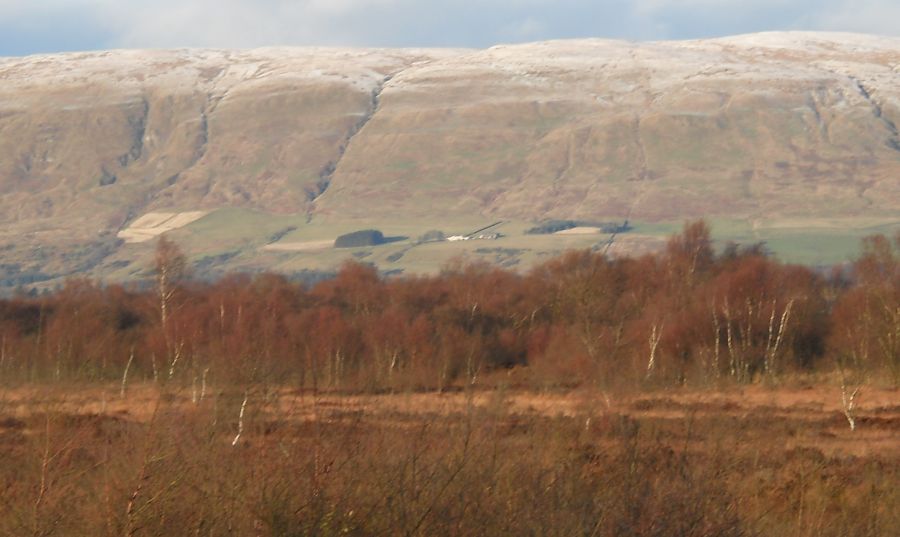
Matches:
[[1, 0, 899, 56]]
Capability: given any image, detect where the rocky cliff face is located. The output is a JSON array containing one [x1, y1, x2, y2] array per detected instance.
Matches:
[[0, 33, 898, 282]]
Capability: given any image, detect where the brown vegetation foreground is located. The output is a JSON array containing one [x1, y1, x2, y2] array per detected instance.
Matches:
[[0, 381, 897, 536], [0, 221, 898, 535]]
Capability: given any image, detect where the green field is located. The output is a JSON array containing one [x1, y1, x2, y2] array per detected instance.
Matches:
[[95, 210, 900, 283]]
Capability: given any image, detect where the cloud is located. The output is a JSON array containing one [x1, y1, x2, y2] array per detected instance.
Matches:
[[632, 0, 900, 37], [633, 0, 795, 14], [0, 0, 897, 56], [812, 0, 900, 37], [500, 17, 549, 42], [0, 1, 115, 55], [86, 0, 645, 49]]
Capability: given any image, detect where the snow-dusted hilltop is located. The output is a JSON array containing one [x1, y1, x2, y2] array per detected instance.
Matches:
[[0, 47, 463, 99], [0, 32, 898, 280]]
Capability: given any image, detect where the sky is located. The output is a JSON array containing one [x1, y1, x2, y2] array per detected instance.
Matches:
[[1, 0, 899, 56]]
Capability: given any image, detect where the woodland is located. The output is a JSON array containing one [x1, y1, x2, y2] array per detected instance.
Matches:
[[0, 220, 898, 536], [0, 221, 896, 392]]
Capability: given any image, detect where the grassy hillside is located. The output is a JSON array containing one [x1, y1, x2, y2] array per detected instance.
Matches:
[[0, 34, 899, 287]]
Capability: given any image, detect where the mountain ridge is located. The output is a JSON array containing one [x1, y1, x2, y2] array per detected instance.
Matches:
[[0, 32, 898, 285]]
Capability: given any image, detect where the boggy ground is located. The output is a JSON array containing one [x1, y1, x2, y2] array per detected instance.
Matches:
[[0, 381, 898, 536]]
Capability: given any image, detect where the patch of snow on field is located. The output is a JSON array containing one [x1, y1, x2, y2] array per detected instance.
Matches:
[[117, 211, 209, 243], [554, 227, 603, 235], [262, 240, 335, 252]]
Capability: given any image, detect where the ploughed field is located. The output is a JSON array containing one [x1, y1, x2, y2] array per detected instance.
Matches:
[[1, 381, 897, 536]]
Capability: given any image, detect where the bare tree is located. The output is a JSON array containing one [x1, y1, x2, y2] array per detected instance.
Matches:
[[840, 378, 861, 432], [836, 348, 864, 432], [646, 321, 664, 378], [763, 298, 794, 377], [154, 235, 187, 376]]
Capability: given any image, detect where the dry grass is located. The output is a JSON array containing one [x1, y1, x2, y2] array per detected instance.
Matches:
[[0, 381, 897, 536], [5, 382, 898, 456]]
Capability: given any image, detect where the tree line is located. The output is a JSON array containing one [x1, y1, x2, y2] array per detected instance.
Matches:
[[0, 221, 897, 391]]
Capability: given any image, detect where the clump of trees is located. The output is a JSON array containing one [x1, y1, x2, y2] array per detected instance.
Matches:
[[0, 221, 896, 391], [334, 229, 385, 248], [417, 230, 446, 243]]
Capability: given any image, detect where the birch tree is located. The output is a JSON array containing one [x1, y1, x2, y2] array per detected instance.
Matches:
[[154, 235, 187, 377]]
